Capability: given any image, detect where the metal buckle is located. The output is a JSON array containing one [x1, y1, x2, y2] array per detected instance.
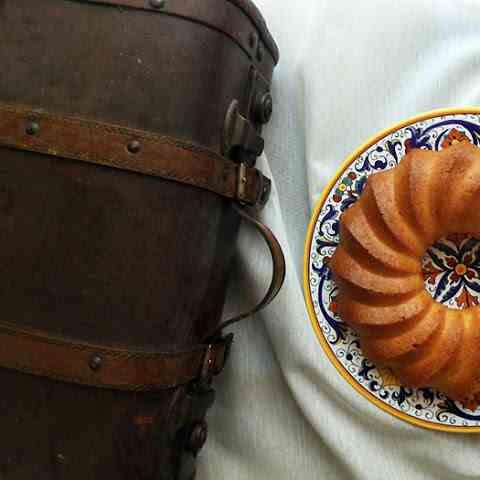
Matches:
[[198, 333, 234, 390], [237, 164, 271, 208], [237, 163, 248, 205]]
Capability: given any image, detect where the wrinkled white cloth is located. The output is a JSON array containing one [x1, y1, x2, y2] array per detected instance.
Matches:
[[198, 1, 480, 478]]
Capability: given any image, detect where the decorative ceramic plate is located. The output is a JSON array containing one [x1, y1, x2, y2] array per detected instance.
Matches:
[[304, 108, 480, 432]]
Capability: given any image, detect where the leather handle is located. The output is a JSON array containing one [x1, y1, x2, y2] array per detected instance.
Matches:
[[204, 205, 286, 340]]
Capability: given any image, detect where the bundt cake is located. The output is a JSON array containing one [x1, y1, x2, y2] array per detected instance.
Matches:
[[329, 142, 480, 403]]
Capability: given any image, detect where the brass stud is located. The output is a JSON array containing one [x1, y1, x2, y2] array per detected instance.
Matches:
[[89, 354, 103, 371], [254, 92, 273, 125], [127, 140, 141, 154], [149, 0, 166, 8], [25, 121, 40, 135]]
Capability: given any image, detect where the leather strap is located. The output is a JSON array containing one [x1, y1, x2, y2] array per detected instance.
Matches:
[[204, 205, 286, 340], [0, 102, 271, 207], [0, 319, 233, 391]]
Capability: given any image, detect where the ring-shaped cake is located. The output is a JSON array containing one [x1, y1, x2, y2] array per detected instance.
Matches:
[[330, 142, 480, 403]]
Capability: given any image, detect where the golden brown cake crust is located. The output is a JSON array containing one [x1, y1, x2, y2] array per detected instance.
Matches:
[[330, 142, 480, 402]]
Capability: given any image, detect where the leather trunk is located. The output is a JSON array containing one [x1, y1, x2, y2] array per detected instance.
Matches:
[[0, 1, 279, 479]]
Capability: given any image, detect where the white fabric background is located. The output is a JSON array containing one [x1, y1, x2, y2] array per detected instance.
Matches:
[[198, 1, 480, 478]]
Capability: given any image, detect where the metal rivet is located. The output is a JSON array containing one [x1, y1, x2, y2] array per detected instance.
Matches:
[[248, 32, 258, 49], [256, 43, 264, 62], [89, 354, 103, 371], [149, 0, 166, 8], [127, 140, 141, 154], [55, 453, 67, 465], [254, 92, 273, 125], [187, 421, 208, 454], [26, 121, 40, 135]]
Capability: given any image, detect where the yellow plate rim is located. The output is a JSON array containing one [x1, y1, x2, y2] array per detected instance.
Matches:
[[303, 106, 480, 433]]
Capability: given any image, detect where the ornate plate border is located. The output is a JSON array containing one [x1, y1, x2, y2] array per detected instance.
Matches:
[[303, 107, 480, 433]]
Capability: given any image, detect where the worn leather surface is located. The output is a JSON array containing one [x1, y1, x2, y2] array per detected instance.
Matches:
[[0, 0, 279, 478], [82, 0, 279, 64], [0, 199, 284, 390]]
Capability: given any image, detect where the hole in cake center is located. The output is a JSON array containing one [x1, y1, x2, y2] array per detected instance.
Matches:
[[422, 234, 480, 309]]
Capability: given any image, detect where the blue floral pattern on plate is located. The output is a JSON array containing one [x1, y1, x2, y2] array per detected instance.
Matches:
[[308, 114, 480, 428]]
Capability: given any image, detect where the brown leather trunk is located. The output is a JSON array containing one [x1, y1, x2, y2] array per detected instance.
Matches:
[[0, 1, 279, 479]]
